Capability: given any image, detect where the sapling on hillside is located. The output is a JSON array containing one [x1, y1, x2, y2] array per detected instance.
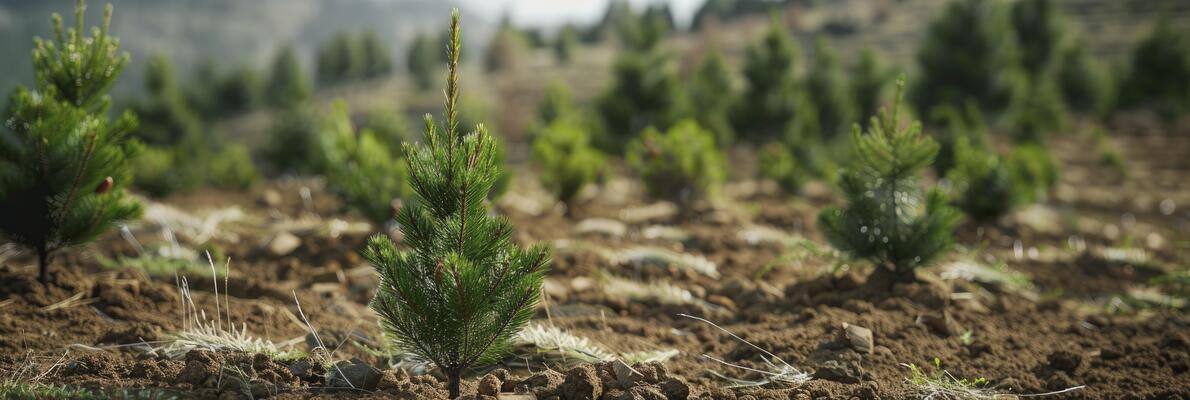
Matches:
[[818, 80, 961, 284], [946, 137, 1018, 223], [595, 48, 685, 151], [759, 93, 831, 193], [851, 49, 894, 123], [532, 117, 605, 214], [320, 101, 410, 224], [0, 0, 142, 283], [1116, 18, 1190, 118], [911, 0, 1016, 114], [366, 11, 549, 399], [266, 44, 312, 109], [407, 33, 440, 91], [733, 16, 799, 143], [805, 39, 856, 141], [688, 48, 736, 144], [627, 120, 726, 213]]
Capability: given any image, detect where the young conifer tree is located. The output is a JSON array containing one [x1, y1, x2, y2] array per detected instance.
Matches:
[[851, 49, 894, 123], [407, 33, 440, 91], [818, 79, 960, 284], [805, 39, 856, 141], [688, 48, 735, 144], [266, 44, 312, 109], [1116, 19, 1190, 118], [0, 0, 141, 283], [532, 117, 605, 215], [911, 0, 1016, 115], [366, 11, 549, 399], [733, 16, 799, 143]]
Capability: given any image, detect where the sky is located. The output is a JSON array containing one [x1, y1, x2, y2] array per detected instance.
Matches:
[[457, 0, 706, 29]]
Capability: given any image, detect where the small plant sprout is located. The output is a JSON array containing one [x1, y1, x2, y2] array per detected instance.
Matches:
[[818, 78, 961, 284], [902, 358, 1085, 399], [365, 10, 549, 399], [0, 0, 142, 283], [679, 314, 811, 388]]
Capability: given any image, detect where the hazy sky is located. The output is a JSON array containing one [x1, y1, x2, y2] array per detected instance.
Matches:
[[457, 0, 706, 28]]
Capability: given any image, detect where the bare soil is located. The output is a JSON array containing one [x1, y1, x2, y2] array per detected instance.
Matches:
[[0, 117, 1187, 399]]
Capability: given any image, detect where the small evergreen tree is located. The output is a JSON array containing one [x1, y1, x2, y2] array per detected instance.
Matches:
[[1054, 38, 1109, 114], [0, 0, 142, 283], [131, 55, 203, 147], [1009, 0, 1064, 78], [733, 16, 799, 143], [318, 31, 365, 85], [818, 80, 961, 283], [1006, 142, 1059, 204], [1116, 19, 1190, 118], [537, 81, 577, 126], [595, 49, 686, 151], [946, 137, 1017, 222], [759, 93, 832, 193], [805, 39, 856, 141], [366, 11, 549, 398], [929, 100, 989, 175], [267, 44, 312, 109], [554, 24, 579, 64], [407, 33, 440, 91], [207, 144, 260, 190], [911, 0, 1015, 115], [321, 101, 409, 223], [212, 65, 262, 115], [484, 27, 527, 73], [265, 107, 321, 173], [1004, 72, 1067, 142], [851, 49, 894, 122], [361, 30, 394, 78], [361, 107, 411, 153], [626, 120, 726, 213], [532, 117, 604, 214], [688, 48, 735, 144]]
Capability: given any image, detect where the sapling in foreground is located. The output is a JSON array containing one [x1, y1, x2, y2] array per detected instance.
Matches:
[[0, 0, 141, 283], [366, 11, 549, 398], [818, 80, 960, 284]]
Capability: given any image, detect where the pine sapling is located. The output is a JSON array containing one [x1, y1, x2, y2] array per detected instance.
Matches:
[[0, 0, 142, 283], [365, 11, 549, 399], [946, 137, 1018, 223], [627, 120, 726, 214], [818, 79, 961, 284], [532, 117, 604, 215]]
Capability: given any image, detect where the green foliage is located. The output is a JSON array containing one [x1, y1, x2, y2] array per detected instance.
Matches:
[[131, 55, 203, 147], [360, 107, 411, 152], [929, 100, 989, 174], [407, 33, 440, 91], [266, 44, 312, 109], [818, 81, 961, 277], [1116, 19, 1190, 118], [360, 30, 394, 78], [485, 27, 527, 73], [1094, 128, 1126, 176], [317, 31, 365, 85], [946, 137, 1018, 222], [366, 12, 549, 398], [1009, 0, 1064, 78], [693, 0, 788, 30], [320, 101, 409, 223], [851, 49, 894, 122], [759, 94, 832, 192], [554, 25, 579, 64], [208, 144, 260, 190], [613, 2, 670, 52], [537, 81, 577, 126], [1006, 142, 1059, 203], [911, 0, 1015, 115], [626, 120, 726, 210], [1054, 38, 1109, 114], [733, 17, 799, 143], [532, 117, 605, 210], [805, 39, 856, 140], [131, 146, 191, 197], [0, 0, 142, 282], [264, 107, 322, 173], [688, 48, 735, 144], [596, 49, 686, 151], [1005, 73, 1067, 142]]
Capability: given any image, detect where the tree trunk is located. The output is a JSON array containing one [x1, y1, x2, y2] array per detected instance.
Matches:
[[37, 245, 49, 284], [447, 368, 461, 399]]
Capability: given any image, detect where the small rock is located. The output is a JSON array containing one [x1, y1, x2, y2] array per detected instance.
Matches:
[[660, 378, 691, 399], [917, 310, 962, 337], [478, 373, 503, 396], [813, 359, 864, 383], [1046, 350, 1082, 373], [560, 365, 602, 400], [842, 323, 874, 354], [261, 189, 282, 207], [267, 232, 302, 256], [327, 360, 380, 390], [612, 360, 640, 388]]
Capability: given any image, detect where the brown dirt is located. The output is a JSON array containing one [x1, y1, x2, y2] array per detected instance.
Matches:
[[0, 117, 1187, 399]]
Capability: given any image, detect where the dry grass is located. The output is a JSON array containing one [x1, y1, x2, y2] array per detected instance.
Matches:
[[679, 314, 811, 388]]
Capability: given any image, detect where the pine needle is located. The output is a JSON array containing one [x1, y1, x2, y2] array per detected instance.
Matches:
[[679, 314, 811, 388]]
